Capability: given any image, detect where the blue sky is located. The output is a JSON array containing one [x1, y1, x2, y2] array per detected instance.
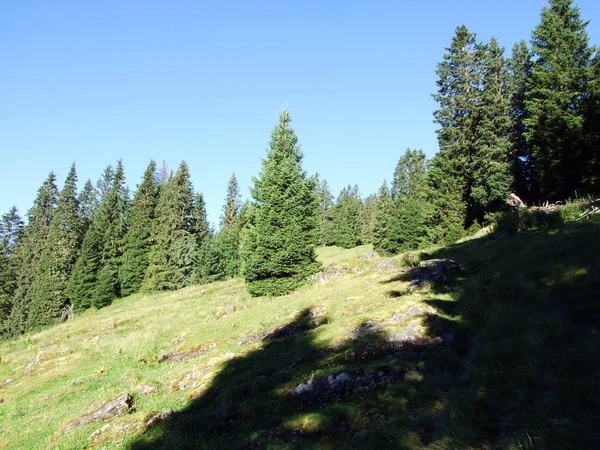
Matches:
[[2, 0, 599, 226]]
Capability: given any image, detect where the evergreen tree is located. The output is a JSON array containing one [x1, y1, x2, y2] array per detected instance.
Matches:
[[431, 25, 480, 232], [78, 179, 96, 234], [220, 173, 241, 230], [69, 161, 128, 310], [93, 161, 128, 307], [470, 37, 513, 219], [507, 40, 537, 203], [582, 53, 600, 192], [120, 161, 159, 296], [360, 194, 378, 245], [96, 164, 115, 205], [372, 182, 396, 256], [240, 110, 320, 296], [29, 164, 82, 326], [0, 207, 23, 334], [524, 0, 594, 200], [316, 177, 335, 246], [142, 161, 196, 291], [333, 185, 362, 249], [8, 173, 58, 334]]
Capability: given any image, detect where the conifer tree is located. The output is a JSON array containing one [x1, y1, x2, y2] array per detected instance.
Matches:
[[96, 164, 115, 205], [69, 161, 128, 310], [372, 183, 395, 256], [582, 53, 600, 192], [524, 0, 594, 200], [316, 177, 335, 246], [142, 161, 196, 291], [93, 161, 128, 307], [470, 37, 513, 219], [29, 164, 82, 326], [360, 194, 378, 245], [431, 25, 480, 232], [0, 207, 23, 334], [220, 173, 241, 230], [508, 40, 537, 203], [240, 110, 320, 296], [78, 179, 96, 234], [333, 185, 362, 249], [8, 173, 58, 333], [120, 161, 159, 296]]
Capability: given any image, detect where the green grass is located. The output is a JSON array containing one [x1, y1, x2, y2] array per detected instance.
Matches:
[[0, 221, 599, 449]]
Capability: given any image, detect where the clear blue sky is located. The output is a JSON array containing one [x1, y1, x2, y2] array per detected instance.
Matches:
[[2, 0, 599, 226]]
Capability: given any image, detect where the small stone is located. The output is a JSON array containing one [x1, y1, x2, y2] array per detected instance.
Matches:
[[24, 354, 41, 372], [89, 424, 111, 442], [143, 409, 173, 434]]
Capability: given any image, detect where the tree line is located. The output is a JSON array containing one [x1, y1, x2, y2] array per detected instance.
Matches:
[[1, 0, 598, 336]]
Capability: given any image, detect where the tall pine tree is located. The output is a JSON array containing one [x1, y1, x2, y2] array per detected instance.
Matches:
[[333, 185, 363, 249], [120, 161, 159, 296], [0, 207, 23, 334], [240, 110, 320, 296], [29, 164, 82, 326], [220, 173, 241, 230], [524, 0, 594, 200]]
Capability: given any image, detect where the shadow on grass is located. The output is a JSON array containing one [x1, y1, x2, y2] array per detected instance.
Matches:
[[131, 219, 600, 449], [130, 306, 458, 449]]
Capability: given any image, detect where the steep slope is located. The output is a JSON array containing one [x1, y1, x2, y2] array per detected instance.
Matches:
[[0, 217, 598, 449]]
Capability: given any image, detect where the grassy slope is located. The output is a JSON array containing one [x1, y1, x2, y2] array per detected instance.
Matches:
[[0, 218, 598, 449]]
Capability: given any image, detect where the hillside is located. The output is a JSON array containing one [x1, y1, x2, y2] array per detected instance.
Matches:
[[1, 218, 599, 449]]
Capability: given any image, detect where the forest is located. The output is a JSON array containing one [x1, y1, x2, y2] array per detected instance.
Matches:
[[1, 0, 599, 338]]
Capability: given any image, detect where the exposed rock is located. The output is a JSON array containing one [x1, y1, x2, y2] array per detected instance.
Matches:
[[171, 335, 184, 344], [371, 258, 400, 271], [137, 384, 157, 395], [65, 393, 133, 431], [382, 305, 437, 324], [23, 354, 41, 372], [406, 259, 459, 290], [236, 334, 263, 346], [142, 409, 174, 434], [506, 193, 527, 208], [173, 369, 209, 391], [350, 321, 380, 339], [238, 309, 327, 345], [311, 263, 350, 283], [199, 289, 208, 296], [87, 335, 100, 343], [1, 378, 13, 387], [159, 343, 216, 363], [89, 424, 111, 442], [358, 251, 380, 261], [289, 371, 397, 400]]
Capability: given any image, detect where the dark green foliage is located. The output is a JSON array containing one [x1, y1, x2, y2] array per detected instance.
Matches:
[[360, 194, 377, 245], [315, 176, 335, 246], [507, 40, 538, 203], [29, 164, 83, 326], [470, 37, 513, 219], [7, 173, 58, 334], [120, 161, 159, 296], [78, 179, 96, 234], [69, 161, 128, 310], [220, 173, 241, 230], [333, 185, 362, 249], [0, 207, 23, 334], [142, 161, 197, 291], [524, 0, 595, 200], [240, 110, 320, 297], [582, 54, 600, 193], [96, 164, 115, 205], [372, 182, 395, 256]]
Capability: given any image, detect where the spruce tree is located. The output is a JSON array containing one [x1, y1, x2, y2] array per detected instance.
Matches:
[[372, 182, 395, 256], [0, 207, 23, 334], [78, 179, 96, 234], [220, 173, 241, 230], [582, 53, 600, 193], [120, 161, 159, 296], [333, 185, 362, 249], [96, 165, 115, 205], [508, 40, 537, 203], [93, 161, 128, 307], [316, 177, 335, 246], [29, 164, 82, 326], [524, 0, 594, 200], [142, 161, 196, 291], [360, 194, 378, 245], [431, 25, 479, 232], [470, 37, 513, 219], [8, 173, 58, 334], [69, 161, 128, 310], [240, 110, 320, 296]]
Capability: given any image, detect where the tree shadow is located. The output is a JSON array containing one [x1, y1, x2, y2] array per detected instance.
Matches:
[[129, 307, 458, 449]]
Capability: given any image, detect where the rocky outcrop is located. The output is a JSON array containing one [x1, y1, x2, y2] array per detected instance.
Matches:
[[66, 393, 134, 431]]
